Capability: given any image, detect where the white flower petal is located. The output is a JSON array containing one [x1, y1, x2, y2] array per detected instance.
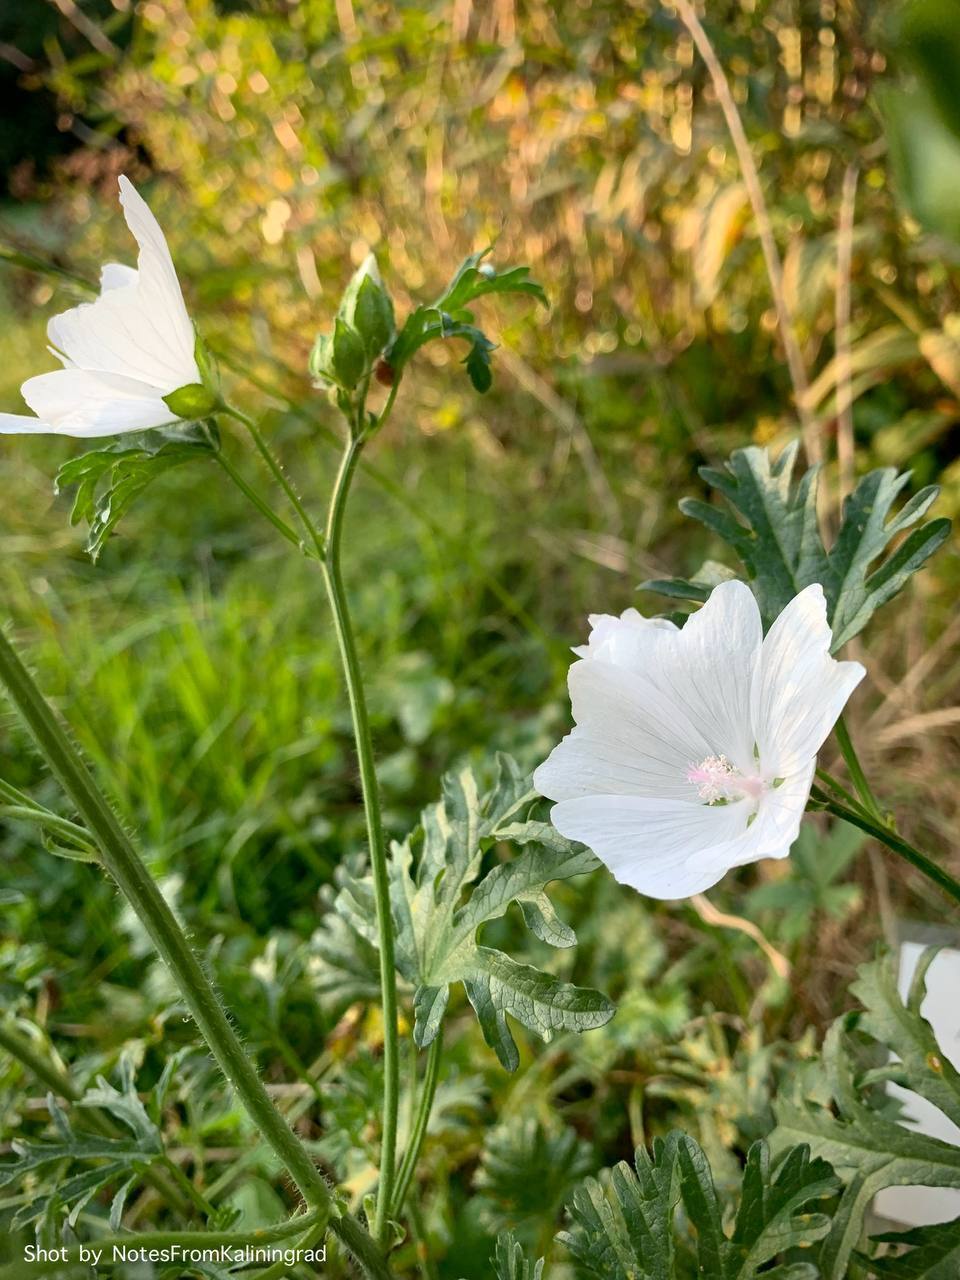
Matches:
[[752, 584, 865, 776], [664, 579, 762, 774], [46, 177, 198, 393], [573, 608, 678, 666], [0, 412, 57, 435], [100, 262, 139, 292], [117, 176, 197, 375], [534, 658, 715, 803], [19, 369, 177, 437], [547, 793, 752, 899]]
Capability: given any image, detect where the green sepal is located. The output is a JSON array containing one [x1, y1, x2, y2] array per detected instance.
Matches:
[[194, 329, 221, 398], [162, 382, 220, 421], [340, 256, 395, 357], [333, 319, 366, 389]]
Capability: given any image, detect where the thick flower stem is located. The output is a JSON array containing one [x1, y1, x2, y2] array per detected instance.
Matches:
[[0, 629, 392, 1280], [810, 785, 960, 907], [320, 428, 400, 1245], [391, 1030, 443, 1218]]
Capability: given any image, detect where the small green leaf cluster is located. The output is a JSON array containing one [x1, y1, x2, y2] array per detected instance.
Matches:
[[311, 754, 613, 1070], [310, 248, 546, 402], [643, 441, 950, 648], [386, 249, 547, 393]]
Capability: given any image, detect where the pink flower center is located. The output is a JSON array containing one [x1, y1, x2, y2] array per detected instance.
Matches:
[[686, 754, 766, 805]]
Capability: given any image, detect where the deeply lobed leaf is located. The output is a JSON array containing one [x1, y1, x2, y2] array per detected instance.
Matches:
[[312, 754, 613, 1069], [559, 1130, 835, 1280], [643, 442, 950, 649], [771, 952, 960, 1279], [55, 424, 216, 562]]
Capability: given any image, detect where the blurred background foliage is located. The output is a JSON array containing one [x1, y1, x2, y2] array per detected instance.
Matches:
[[0, 0, 958, 1274]]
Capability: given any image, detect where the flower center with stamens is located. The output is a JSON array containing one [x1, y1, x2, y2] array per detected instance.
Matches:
[[686, 754, 766, 805]]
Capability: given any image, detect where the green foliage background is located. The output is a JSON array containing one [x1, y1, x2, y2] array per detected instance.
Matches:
[[0, 0, 958, 1276]]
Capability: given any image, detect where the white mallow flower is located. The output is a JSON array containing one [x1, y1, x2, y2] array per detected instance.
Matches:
[[533, 581, 865, 900], [0, 176, 205, 439]]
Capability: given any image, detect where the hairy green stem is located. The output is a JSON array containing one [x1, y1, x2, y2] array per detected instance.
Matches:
[[391, 1030, 443, 1217], [220, 404, 325, 558], [809, 785, 960, 907], [320, 425, 400, 1243], [0, 778, 94, 850], [0, 629, 392, 1280], [213, 447, 303, 551]]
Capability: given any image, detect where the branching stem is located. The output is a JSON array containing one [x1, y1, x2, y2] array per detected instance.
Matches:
[[809, 784, 960, 907]]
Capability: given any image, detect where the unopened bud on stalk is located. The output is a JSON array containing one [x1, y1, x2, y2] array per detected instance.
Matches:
[[309, 254, 396, 392]]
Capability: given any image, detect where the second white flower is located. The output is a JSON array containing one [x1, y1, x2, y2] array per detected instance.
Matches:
[[533, 581, 865, 899]]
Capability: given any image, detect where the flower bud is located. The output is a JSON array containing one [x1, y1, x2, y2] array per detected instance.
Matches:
[[339, 254, 395, 359], [309, 254, 396, 393]]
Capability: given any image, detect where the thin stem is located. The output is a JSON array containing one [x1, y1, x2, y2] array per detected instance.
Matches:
[[220, 404, 325, 559], [0, 1213, 324, 1280], [0, 629, 392, 1280], [809, 785, 960, 907], [814, 767, 875, 824], [213, 448, 303, 551], [670, 0, 821, 466], [834, 715, 883, 818], [319, 426, 400, 1244], [391, 1030, 443, 1218]]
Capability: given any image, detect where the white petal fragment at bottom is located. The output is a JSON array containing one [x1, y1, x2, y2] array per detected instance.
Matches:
[[14, 369, 178, 438], [547, 792, 754, 899]]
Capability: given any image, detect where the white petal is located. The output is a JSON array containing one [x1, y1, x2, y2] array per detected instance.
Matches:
[[19, 369, 177, 437], [117, 176, 197, 374], [692, 760, 814, 881], [573, 608, 677, 666], [664, 580, 762, 774], [534, 658, 715, 803], [46, 177, 198, 392], [100, 262, 139, 292], [752, 584, 865, 776], [0, 412, 57, 435], [548, 793, 752, 899]]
